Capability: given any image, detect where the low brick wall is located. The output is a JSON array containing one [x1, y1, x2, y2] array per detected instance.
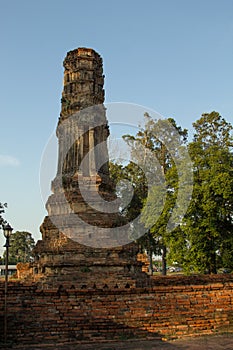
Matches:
[[1, 275, 233, 345]]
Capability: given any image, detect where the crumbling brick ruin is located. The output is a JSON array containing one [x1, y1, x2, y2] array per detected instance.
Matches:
[[1, 48, 233, 347], [28, 48, 148, 288], [1, 275, 233, 345]]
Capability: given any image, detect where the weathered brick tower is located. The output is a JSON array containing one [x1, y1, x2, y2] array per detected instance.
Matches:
[[30, 48, 148, 288]]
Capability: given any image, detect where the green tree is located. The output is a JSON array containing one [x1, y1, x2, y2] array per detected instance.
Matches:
[[122, 114, 189, 275], [0, 202, 7, 228], [137, 115, 189, 274], [184, 112, 233, 274], [4, 231, 35, 264]]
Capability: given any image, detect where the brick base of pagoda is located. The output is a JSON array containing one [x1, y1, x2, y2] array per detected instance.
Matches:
[[28, 215, 148, 289]]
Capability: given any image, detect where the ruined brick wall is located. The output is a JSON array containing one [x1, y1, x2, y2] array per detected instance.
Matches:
[[1, 275, 233, 345]]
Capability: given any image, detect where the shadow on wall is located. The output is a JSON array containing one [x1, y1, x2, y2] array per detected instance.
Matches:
[[0, 284, 179, 348], [1, 276, 233, 347]]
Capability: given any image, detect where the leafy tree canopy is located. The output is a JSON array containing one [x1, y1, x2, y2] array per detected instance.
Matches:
[[0, 202, 7, 229], [183, 112, 233, 274], [110, 114, 189, 274], [3, 231, 35, 264], [110, 111, 233, 275]]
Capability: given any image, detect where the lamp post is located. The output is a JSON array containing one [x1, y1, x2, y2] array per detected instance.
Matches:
[[3, 223, 13, 344]]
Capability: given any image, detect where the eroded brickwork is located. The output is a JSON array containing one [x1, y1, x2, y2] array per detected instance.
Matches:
[[27, 48, 148, 288], [9, 49, 233, 347], [1, 275, 233, 345]]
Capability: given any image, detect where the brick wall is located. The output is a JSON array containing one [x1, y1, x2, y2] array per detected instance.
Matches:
[[0, 275, 233, 345]]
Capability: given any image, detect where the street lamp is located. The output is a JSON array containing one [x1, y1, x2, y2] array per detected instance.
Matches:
[[3, 223, 13, 344]]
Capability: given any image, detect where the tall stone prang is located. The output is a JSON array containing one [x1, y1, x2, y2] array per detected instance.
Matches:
[[32, 48, 148, 288]]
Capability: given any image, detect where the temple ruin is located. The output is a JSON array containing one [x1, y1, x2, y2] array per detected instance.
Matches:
[[29, 48, 148, 288], [2, 48, 233, 346]]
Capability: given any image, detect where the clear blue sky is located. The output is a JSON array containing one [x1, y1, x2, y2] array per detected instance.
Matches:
[[0, 0, 233, 253]]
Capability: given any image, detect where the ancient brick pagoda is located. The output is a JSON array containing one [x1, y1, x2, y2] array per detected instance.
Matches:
[[30, 48, 148, 288], [3, 48, 233, 347]]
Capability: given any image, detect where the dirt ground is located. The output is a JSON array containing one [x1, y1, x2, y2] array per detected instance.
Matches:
[[8, 334, 233, 350]]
